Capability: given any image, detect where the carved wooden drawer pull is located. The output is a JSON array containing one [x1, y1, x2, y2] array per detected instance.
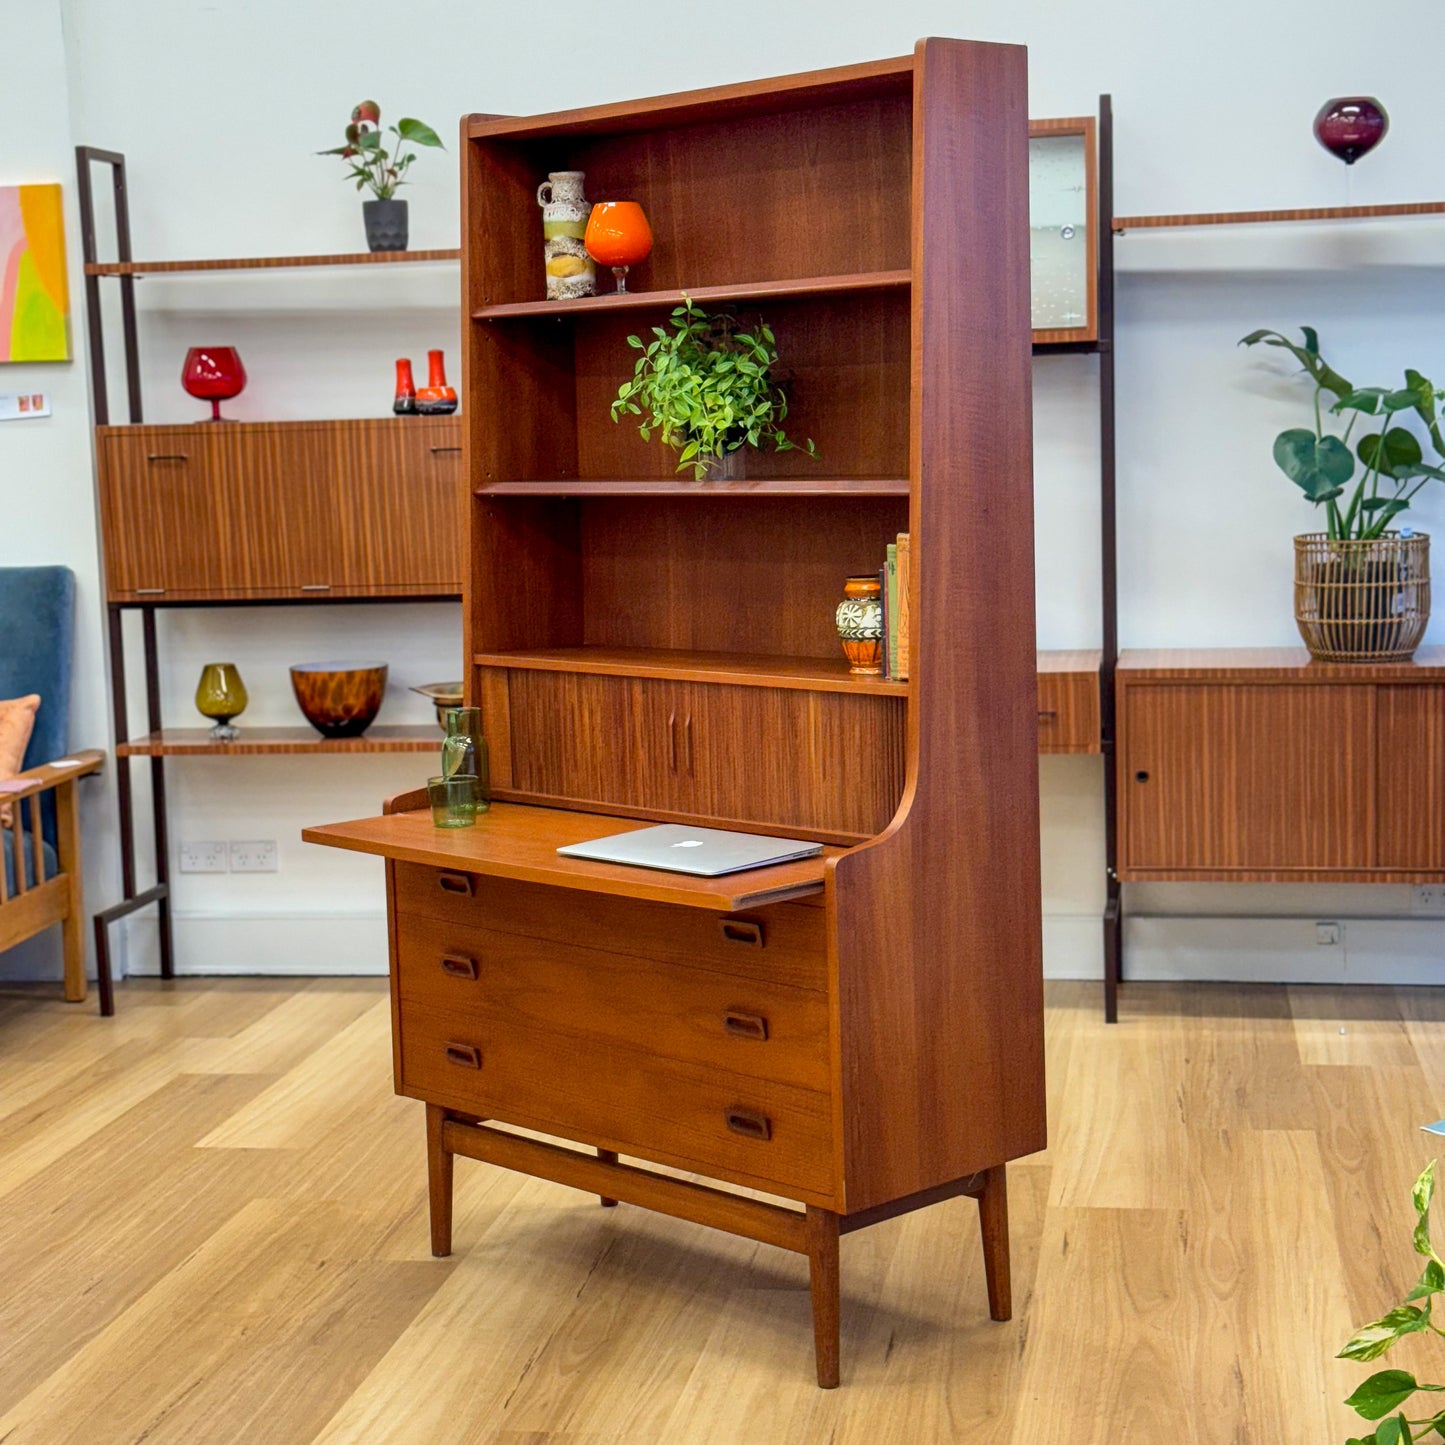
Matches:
[[145, 452, 188, 462], [438, 871, 474, 896], [725, 1108, 772, 1141], [1037, 709, 1058, 722], [719, 918, 764, 947], [723, 1010, 769, 1041], [444, 1042, 482, 1069], [430, 445, 463, 454], [440, 954, 479, 980]]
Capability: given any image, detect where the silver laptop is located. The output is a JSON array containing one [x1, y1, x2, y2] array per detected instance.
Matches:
[[557, 823, 823, 877]]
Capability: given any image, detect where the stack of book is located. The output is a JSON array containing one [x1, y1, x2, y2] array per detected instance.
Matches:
[[878, 532, 910, 681]]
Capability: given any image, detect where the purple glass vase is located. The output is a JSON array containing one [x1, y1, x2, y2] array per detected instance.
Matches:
[[1313, 97, 1389, 165]]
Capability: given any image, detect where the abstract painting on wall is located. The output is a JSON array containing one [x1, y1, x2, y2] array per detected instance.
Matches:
[[0, 184, 70, 362]]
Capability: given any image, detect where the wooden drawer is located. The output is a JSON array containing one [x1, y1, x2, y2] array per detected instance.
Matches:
[[395, 913, 830, 1092], [398, 999, 834, 1199], [392, 864, 827, 992], [1036, 665, 1101, 754]]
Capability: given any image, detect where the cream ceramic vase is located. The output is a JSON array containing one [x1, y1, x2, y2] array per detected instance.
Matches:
[[537, 171, 596, 300]]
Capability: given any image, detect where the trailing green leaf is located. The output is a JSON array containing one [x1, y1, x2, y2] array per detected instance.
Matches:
[[1346, 1370, 1436, 1421], [1340, 1305, 1432, 1362]]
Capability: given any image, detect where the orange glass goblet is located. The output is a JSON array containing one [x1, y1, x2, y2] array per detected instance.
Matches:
[[584, 201, 653, 293]]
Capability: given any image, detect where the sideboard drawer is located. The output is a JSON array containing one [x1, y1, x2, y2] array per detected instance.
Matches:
[[395, 913, 830, 1092], [398, 1000, 834, 1199], [392, 864, 827, 992]]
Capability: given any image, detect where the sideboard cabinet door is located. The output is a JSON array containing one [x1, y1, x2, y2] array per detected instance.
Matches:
[[1377, 685, 1445, 870], [1122, 683, 1375, 873]]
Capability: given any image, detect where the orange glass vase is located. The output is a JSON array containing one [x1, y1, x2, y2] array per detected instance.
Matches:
[[584, 201, 653, 292]]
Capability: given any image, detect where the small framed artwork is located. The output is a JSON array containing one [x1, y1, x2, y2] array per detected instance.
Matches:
[[0, 183, 70, 362]]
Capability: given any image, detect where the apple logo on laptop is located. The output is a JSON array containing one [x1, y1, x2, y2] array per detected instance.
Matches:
[[672, 839, 705, 848]]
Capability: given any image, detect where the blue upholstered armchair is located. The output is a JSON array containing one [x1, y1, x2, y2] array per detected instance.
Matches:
[[0, 568, 106, 1009]]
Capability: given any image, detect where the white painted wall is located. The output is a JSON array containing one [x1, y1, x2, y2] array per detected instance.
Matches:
[[5, 0, 1440, 983]]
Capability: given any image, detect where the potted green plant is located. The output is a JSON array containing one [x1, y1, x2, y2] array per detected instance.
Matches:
[[1241, 327, 1444, 661], [611, 300, 817, 480], [318, 100, 444, 253], [1338, 1160, 1445, 1442]]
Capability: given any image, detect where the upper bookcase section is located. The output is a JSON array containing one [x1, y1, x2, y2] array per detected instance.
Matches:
[[463, 57, 917, 307]]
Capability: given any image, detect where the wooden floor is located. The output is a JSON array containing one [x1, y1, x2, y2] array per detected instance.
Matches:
[[0, 977, 1439, 1442]]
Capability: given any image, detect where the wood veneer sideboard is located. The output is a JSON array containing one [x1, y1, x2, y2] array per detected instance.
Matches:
[[1117, 647, 1445, 882], [308, 39, 1044, 1388]]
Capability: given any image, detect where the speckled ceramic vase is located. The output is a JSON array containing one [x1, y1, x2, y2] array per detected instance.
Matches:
[[537, 171, 596, 300], [835, 575, 884, 675]]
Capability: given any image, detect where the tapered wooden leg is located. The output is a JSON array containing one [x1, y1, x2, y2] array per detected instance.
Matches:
[[805, 1205, 840, 1388], [426, 1104, 453, 1257], [976, 1163, 1011, 1321], [596, 1148, 619, 1206], [56, 782, 87, 1004]]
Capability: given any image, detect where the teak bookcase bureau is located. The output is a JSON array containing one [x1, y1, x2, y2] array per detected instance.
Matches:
[[306, 40, 1045, 1387]]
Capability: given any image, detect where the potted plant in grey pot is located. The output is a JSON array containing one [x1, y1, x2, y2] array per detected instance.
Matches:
[[1241, 327, 1445, 661], [318, 100, 444, 253], [611, 299, 817, 479]]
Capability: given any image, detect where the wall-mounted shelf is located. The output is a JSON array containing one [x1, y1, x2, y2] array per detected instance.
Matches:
[[116, 726, 443, 758], [1113, 200, 1445, 233], [85, 249, 460, 276]]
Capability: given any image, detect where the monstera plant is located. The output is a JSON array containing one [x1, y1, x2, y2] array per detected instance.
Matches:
[[1240, 328, 1445, 541]]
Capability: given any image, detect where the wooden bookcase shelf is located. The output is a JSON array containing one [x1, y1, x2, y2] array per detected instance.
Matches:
[[1113, 200, 1445, 233], [476, 478, 910, 497], [472, 270, 910, 320], [116, 725, 442, 758], [473, 646, 910, 696]]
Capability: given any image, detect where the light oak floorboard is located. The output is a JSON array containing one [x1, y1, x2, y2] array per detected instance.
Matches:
[[1, 977, 1441, 1441]]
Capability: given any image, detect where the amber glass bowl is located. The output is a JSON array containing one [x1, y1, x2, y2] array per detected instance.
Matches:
[[290, 661, 388, 738]]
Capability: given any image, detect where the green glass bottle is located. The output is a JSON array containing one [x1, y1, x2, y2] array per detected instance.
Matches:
[[440, 707, 490, 809]]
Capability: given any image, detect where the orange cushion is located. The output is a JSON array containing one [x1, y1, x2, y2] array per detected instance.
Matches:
[[0, 694, 41, 829]]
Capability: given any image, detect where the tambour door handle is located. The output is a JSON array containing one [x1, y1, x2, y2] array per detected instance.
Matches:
[[439, 954, 479, 980], [683, 715, 693, 776], [1037, 709, 1058, 722], [145, 453, 188, 462], [668, 712, 678, 772], [719, 918, 764, 947], [430, 445, 462, 454], [444, 1042, 482, 1069], [723, 1011, 769, 1041], [725, 1108, 772, 1141]]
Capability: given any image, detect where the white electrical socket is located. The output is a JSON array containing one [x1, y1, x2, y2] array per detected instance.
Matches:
[[1413, 885, 1445, 915], [1316, 921, 1342, 946], [180, 841, 228, 873], [229, 840, 279, 873]]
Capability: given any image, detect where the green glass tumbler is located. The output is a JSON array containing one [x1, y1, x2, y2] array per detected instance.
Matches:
[[429, 773, 480, 828]]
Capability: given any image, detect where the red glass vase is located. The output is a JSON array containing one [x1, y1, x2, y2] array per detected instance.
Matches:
[[393, 357, 417, 415], [415, 349, 458, 415], [181, 346, 246, 421], [1313, 97, 1389, 165]]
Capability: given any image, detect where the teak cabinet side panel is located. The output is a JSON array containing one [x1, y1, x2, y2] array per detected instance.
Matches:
[[1119, 682, 1376, 874], [1377, 685, 1445, 871], [830, 39, 1044, 1212]]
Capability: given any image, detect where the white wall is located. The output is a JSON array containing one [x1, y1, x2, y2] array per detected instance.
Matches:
[[6, 0, 1440, 983]]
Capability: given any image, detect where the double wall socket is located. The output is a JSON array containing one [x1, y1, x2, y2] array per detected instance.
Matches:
[[1414, 885, 1445, 915], [178, 840, 279, 873]]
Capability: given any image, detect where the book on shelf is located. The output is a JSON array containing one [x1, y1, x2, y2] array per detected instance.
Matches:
[[886, 542, 899, 679], [896, 532, 910, 680], [877, 564, 890, 679]]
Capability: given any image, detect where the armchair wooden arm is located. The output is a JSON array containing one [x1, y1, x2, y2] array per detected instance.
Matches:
[[1, 748, 105, 1002]]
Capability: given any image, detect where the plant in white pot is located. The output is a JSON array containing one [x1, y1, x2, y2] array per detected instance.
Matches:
[[1241, 327, 1445, 661], [318, 100, 444, 253]]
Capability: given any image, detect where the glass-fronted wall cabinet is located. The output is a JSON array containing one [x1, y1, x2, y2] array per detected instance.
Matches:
[[1029, 117, 1097, 344]]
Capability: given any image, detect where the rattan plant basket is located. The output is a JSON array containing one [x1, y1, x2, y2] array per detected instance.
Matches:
[[1293, 532, 1430, 662]]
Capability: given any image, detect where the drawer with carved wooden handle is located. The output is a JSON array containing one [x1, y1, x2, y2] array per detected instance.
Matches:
[[397, 999, 834, 1202], [393, 863, 827, 992], [394, 913, 829, 1092]]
